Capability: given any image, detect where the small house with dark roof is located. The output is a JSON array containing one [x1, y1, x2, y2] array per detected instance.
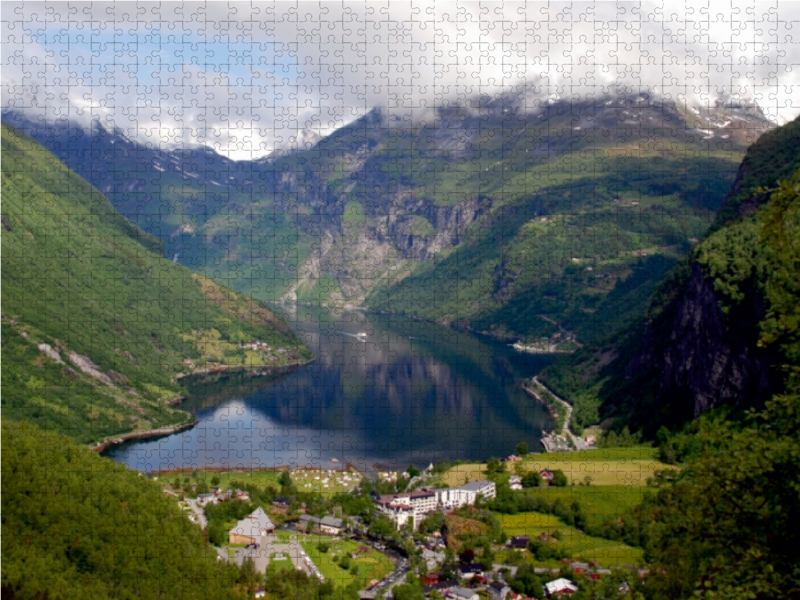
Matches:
[[319, 516, 343, 535], [489, 580, 511, 600], [422, 578, 459, 595], [458, 563, 485, 579], [448, 587, 480, 600], [509, 535, 530, 549], [273, 496, 291, 509]]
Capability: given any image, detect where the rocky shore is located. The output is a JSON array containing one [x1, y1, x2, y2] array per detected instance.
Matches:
[[91, 418, 198, 453]]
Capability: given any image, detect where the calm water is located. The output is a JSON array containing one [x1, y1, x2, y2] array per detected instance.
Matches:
[[104, 306, 554, 474]]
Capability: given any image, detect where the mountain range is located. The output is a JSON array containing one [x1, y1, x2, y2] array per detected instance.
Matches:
[[3, 90, 775, 346]]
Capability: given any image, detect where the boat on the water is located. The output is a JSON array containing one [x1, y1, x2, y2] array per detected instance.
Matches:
[[356, 332, 368, 340]]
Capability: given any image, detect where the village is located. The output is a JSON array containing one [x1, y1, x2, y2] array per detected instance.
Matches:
[[156, 448, 652, 600]]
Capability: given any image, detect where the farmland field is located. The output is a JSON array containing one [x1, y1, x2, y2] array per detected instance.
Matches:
[[442, 447, 669, 487], [498, 513, 643, 567], [525, 485, 650, 530]]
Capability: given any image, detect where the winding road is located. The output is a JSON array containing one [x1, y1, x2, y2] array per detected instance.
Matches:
[[527, 377, 590, 452]]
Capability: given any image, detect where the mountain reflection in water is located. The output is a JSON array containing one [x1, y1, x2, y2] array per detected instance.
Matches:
[[104, 306, 554, 473]]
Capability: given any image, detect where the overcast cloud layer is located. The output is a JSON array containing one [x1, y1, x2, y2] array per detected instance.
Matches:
[[3, 1, 800, 159]]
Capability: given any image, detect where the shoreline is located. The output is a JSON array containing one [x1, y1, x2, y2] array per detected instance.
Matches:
[[95, 358, 316, 454], [175, 357, 315, 380], [272, 300, 576, 355], [150, 462, 364, 478], [92, 417, 198, 453]]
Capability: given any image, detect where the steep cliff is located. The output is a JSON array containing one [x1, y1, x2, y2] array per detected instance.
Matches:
[[541, 115, 800, 433]]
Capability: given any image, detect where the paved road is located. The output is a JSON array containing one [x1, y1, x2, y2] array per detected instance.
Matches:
[[531, 376, 591, 451], [185, 498, 208, 529], [230, 533, 317, 579]]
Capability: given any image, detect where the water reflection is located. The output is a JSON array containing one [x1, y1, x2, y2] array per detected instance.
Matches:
[[105, 306, 554, 473]]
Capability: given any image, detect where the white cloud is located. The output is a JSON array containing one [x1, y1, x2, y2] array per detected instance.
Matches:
[[4, 0, 800, 160]]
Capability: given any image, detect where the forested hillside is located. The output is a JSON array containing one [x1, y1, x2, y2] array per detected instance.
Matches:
[[541, 114, 800, 434], [536, 124, 800, 597], [1, 421, 242, 599], [1, 123, 311, 443]]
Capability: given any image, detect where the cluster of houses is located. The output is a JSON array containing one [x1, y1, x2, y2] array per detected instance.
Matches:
[[197, 487, 250, 505], [422, 565, 603, 599], [421, 567, 582, 600], [241, 340, 272, 352], [421, 566, 510, 600], [373, 480, 497, 530]]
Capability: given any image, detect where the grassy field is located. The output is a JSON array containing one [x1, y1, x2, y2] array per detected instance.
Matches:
[[300, 538, 394, 588], [193, 469, 282, 492], [272, 530, 297, 542], [174, 467, 363, 497], [498, 513, 642, 567], [268, 553, 296, 574], [442, 447, 668, 487], [526, 485, 650, 531]]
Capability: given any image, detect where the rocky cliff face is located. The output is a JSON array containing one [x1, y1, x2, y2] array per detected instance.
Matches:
[[550, 116, 800, 431], [627, 263, 780, 420]]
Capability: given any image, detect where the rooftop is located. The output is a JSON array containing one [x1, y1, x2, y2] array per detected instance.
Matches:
[[229, 507, 275, 538], [460, 480, 494, 492]]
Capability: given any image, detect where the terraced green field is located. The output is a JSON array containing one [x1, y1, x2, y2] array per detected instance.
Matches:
[[499, 512, 643, 567]]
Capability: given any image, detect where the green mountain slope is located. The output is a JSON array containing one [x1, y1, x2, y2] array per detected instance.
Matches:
[[1, 123, 311, 443], [6, 93, 775, 346], [1, 421, 243, 600], [540, 115, 800, 434]]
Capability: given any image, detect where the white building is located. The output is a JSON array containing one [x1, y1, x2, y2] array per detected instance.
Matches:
[[229, 507, 275, 545], [374, 489, 436, 529], [375, 480, 497, 530], [455, 480, 497, 503], [544, 578, 578, 597]]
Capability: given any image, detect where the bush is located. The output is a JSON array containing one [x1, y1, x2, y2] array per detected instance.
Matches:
[[522, 472, 541, 488], [551, 469, 569, 487]]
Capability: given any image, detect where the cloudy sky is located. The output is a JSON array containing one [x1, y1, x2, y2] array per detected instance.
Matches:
[[3, 0, 800, 159]]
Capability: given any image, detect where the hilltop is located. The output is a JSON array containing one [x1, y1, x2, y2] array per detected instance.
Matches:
[[1, 123, 312, 444]]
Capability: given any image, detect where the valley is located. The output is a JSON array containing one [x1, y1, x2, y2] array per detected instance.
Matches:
[[5, 92, 774, 348], [3, 74, 799, 600]]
